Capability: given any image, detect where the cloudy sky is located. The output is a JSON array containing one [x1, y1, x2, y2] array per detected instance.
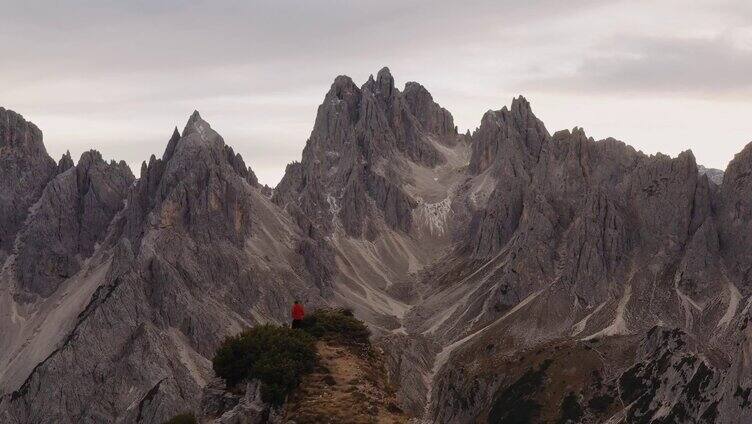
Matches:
[[2, 0, 751, 185]]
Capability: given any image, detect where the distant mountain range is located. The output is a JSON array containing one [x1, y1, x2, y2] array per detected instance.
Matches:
[[2, 68, 751, 423]]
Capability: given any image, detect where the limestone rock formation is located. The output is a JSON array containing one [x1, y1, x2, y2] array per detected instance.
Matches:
[[465, 96, 550, 258], [14, 150, 134, 298], [0, 108, 58, 263], [2, 69, 752, 423], [200, 380, 280, 424], [273, 67, 461, 240], [0, 112, 326, 424], [699, 164, 725, 185]]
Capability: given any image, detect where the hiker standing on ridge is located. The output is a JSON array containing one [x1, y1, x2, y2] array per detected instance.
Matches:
[[291, 300, 305, 329]]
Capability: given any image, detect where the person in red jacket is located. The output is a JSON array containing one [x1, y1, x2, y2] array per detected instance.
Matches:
[[291, 300, 305, 329]]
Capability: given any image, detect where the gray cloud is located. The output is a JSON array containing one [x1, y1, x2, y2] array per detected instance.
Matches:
[[530, 34, 752, 97], [1, 0, 751, 184]]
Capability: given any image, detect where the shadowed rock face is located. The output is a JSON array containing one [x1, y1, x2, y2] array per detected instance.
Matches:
[[0, 108, 57, 262], [465, 97, 551, 258], [14, 150, 134, 298], [2, 69, 752, 424], [719, 143, 752, 289]]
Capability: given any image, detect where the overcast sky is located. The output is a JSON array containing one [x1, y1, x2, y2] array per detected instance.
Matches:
[[2, 0, 751, 185]]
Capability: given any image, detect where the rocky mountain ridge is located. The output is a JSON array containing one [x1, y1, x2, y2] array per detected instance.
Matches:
[[698, 165, 724, 185], [1, 68, 751, 423]]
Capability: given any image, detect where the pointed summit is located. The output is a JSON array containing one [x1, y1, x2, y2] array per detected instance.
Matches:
[[57, 150, 74, 173], [510, 95, 534, 117], [188, 110, 201, 122], [403, 81, 455, 137], [77, 150, 104, 170], [470, 97, 549, 175], [163, 126, 182, 162], [377, 66, 393, 81], [331, 75, 356, 89], [376, 66, 395, 97], [183, 110, 206, 136], [512, 94, 530, 108], [327, 75, 360, 101]]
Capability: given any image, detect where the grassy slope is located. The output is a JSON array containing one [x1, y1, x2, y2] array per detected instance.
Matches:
[[283, 341, 408, 424]]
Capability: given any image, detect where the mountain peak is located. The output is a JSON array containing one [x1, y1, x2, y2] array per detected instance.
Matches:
[[57, 150, 74, 173], [358, 67, 394, 98], [0, 107, 47, 155], [183, 110, 206, 136], [163, 126, 182, 161], [376, 66, 395, 96], [377, 66, 393, 81], [77, 149, 104, 168], [377, 66, 391, 74], [7, 68, 752, 424], [470, 97, 549, 175], [510, 95, 533, 115], [330, 75, 358, 94]]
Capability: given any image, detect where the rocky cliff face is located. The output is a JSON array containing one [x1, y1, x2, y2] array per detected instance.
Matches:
[[14, 150, 134, 299], [699, 164, 725, 186], [0, 112, 326, 423], [0, 108, 58, 263], [1, 69, 752, 423], [273, 67, 460, 241]]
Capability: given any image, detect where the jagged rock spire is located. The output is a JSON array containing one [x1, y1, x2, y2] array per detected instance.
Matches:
[[183, 110, 204, 136], [376, 66, 395, 98], [275, 67, 458, 239], [57, 150, 74, 173], [163, 126, 182, 162], [469, 95, 549, 175]]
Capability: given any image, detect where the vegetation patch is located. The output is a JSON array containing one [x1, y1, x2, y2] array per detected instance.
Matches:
[[299, 308, 371, 350], [488, 360, 552, 424], [213, 325, 317, 405], [619, 363, 647, 404], [685, 362, 713, 403], [587, 393, 615, 414], [557, 392, 583, 424], [212, 308, 371, 406]]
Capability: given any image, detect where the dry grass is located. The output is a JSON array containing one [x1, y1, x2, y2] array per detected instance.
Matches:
[[450, 335, 640, 423], [283, 341, 408, 424]]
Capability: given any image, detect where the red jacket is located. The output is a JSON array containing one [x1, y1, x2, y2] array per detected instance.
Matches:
[[292, 303, 305, 321]]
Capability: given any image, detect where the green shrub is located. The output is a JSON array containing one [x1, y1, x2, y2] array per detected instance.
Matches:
[[162, 413, 197, 424], [488, 360, 552, 424], [558, 392, 583, 424], [299, 308, 370, 347], [212, 325, 316, 405], [588, 394, 614, 413], [212, 309, 371, 406]]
